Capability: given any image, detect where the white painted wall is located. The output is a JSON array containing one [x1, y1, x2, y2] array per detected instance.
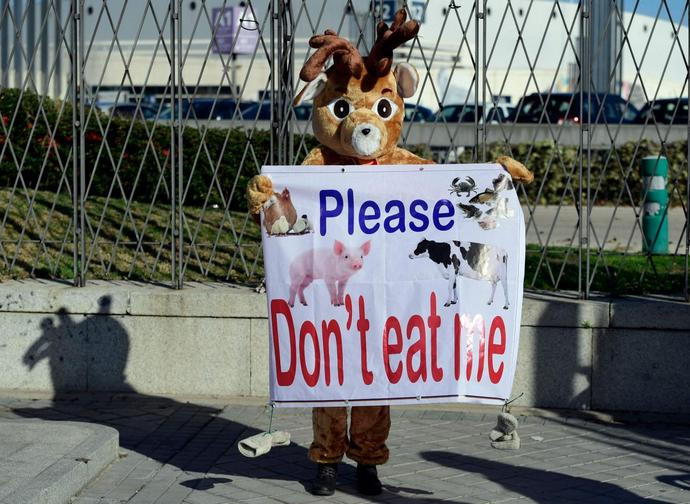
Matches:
[[77, 0, 687, 110]]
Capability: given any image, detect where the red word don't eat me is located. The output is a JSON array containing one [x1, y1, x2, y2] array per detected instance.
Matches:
[[270, 293, 507, 388]]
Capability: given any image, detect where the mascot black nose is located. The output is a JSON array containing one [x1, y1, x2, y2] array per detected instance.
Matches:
[[361, 128, 371, 135]]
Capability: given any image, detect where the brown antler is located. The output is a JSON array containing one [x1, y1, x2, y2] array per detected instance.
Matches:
[[366, 9, 419, 76], [300, 29, 365, 82]]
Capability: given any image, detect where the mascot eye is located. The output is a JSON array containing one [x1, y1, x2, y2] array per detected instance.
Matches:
[[372, 98, 398, 120], [327, 98, 352, 120]]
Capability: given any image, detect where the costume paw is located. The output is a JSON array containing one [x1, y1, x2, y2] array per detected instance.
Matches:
[[495, 156, 534, 184], [247, 174, 274, 215]]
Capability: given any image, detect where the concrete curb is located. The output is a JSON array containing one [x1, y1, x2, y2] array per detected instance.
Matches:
[[0, 280, 267, 319], [0, 420, 119, 504], [1, 280, 688, 329], [0, 280, 688, 412]]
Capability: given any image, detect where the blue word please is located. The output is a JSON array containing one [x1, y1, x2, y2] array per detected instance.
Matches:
[[319, 189, 455, 236]]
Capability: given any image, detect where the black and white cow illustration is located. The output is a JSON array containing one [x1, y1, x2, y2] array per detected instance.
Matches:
[[409, 239, 509, 309], [408, 239, 461, 306]]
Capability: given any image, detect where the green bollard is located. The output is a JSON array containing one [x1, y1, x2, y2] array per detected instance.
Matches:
[[641, 155, 669, 254]]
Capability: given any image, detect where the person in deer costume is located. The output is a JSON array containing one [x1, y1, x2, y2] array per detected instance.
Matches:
[[247, 9, 533, 496]]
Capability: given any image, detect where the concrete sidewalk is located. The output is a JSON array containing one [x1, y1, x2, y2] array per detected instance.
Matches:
[[0, 417, 117, 504], [1, 395, 689, 503]]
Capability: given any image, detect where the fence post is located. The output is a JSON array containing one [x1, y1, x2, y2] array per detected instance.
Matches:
[[70, 0, 77, 286], [12, 0, 21, 88], [0, 0, 7, 89], [585, 0, 592, 301], [271, 0, 293, 166], [170, 0, 176, 288], [473, 0, 480, 162], [480, 0, 486, 162], [283, 1, 294, 164], [176, 0, 183, 288], [55, 0, 63, 97], [686, 4, 689, 303], [78, 0, 85, 287], [70, 0, 85, 287], [269, 1, 276, 164], [577, 1, 584, 299], [170, 0, 183, 289], [579, 0, 591, 300]]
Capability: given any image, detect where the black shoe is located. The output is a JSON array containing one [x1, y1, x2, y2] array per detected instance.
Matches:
[[356, 463, 382, 495], [311, 463, 338, 496]]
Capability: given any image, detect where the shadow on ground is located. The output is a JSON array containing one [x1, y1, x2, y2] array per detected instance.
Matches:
[[421, 451, 669, 503], [11, 297, 458, 502]]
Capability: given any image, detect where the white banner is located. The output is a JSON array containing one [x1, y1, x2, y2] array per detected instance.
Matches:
[[260, 164, 525, 407]]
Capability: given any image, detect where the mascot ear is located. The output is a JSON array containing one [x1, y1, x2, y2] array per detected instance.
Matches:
[[394, 62, 419, 98], [293, 72, 328, 106]]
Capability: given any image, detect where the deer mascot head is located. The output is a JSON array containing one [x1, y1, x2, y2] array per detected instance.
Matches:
[[247, 8, 533, 216], [294, 9, 427, 165]]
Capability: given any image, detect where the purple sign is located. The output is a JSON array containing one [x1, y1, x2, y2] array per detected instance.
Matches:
[[212, 6, 259, 55]]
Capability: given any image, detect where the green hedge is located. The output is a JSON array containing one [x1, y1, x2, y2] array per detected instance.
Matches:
[[0, 89, 317, 211], [456, 140, 688, 206], [1, 89, 687, 209]]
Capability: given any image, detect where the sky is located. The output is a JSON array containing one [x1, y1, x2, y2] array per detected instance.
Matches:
[[561, 0, 688, 25]]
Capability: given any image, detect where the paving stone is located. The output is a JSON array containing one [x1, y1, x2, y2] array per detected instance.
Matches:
[[1, 397, 689, 504]]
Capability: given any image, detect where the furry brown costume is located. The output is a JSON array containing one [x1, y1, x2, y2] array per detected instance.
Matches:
[[247, 8, 533, 494]]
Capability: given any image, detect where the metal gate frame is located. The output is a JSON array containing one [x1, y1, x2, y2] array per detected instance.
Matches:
[[1, 0, 688, 301]]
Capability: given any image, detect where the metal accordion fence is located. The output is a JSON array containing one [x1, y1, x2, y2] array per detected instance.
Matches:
[[0, 0, 688, 300]]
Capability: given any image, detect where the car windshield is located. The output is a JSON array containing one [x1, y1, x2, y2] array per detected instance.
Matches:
[[405, 105, 431, 122], [518, 96, 543, 118], [243, 102, 271, 120], [159, 101, 191, 120], [114, 105, 158, 119], [638, 99, 687, 123], [485, 107, 505, 122], [440, 105, 482, 122], [139, 105, 159, 119], [192, 100, 239, 120], [440, 106, 458, 120], [553, 97, 574, 116], [585, 96, 638, 123], [293, 105, 311, 120]]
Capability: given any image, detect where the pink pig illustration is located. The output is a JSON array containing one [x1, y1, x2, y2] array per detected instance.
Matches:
[[288, 240, 372, 307]]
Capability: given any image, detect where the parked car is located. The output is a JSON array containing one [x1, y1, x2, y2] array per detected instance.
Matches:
[[95, 102, 159, 120], [294, 103, 312, 120], [513, 93, 639, 124], [159, 99, 256, 120], [241, 102, 314, 120], [192, 99, 251, 120], [437, 104, 480, 123], [635, 98, 688, 124], [436, 104, 510, 123], [242, 102, 271, 120], [404, 103, 434, 122], [489, 103, 516, 122]]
